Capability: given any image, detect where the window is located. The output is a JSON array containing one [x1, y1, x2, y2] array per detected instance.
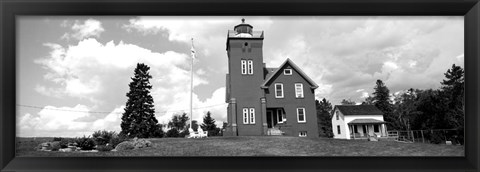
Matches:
[[284, 69, 292, 75], [297, 108, 306, 123], [299, 131, 307, 137], [249, 108, 255, 124], [354, 125, 358, 133], [275, 83, 284, 98], [374, 125, 379, 132], [247, 60, 253, 74], [295, 83, 304, 98], [336, 111, 339, 120], [243, 108, 255, 124], [243, 108, 249, 124], [337, 125, 341, 134], [241, 60, 247, 75]]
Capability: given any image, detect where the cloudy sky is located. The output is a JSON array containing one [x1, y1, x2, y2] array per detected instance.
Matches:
[[16, 16, 464, 137]]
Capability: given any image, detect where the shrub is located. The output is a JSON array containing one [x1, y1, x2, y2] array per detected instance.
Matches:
[[109, 134, 129, 148], [430, 131, 444, 144], [36, 142, 52, 151], [115, 141, 135, 151], [179, 129, 190, 138], [59, 138, 71, 148], [132, 138, 153, 149], [92, 130, 117, 146], [96, 145, 114, 152], [51, 141, 61, 151], [166, 128, 180, 137], [75, 136, 96, 150]]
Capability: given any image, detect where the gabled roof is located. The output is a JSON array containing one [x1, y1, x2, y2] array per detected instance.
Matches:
[[260, 58, 319, 89], [334, 105, 384, 116], [264, 67, 277, 80]]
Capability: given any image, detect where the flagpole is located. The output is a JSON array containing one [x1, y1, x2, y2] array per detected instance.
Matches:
[[190, 38, 194, 129]]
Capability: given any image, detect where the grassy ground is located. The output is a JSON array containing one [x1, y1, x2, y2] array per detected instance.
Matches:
[[16, 136, 464, 157]]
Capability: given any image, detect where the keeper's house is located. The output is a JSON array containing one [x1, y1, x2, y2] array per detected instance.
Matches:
[[223, 19, 319, 137], [331, 105, 388, 139]]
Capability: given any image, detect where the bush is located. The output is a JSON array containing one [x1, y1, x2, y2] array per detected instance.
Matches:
[[115, 141, 135, 151], [166, 128, 180, 137], [51, 141, 61, 151], [96, 145, 114, 152], [109, 133, 129, 148], [153, 125, 165, 138], [59, 138, 72, 148], [132, 138, 153, 149], [92, 130, 117, 146], [430, 131, 444, 144], [179, 129, 190, 138], [75, 136, 96, 150]]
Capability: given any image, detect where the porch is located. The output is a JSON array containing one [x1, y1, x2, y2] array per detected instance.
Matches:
[[348, 119, 387, 139], [266, 108, 290, 136]]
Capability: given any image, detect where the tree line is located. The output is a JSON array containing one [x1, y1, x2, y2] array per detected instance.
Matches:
[[316, 64, 464, 143]]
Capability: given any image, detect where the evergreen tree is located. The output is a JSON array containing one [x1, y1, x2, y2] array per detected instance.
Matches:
[[440, 64, 465, 130], [316, 98, 333, 137], [440, 64, 464, 144], [372, 79, 397, 130], [201, 111, 221, 136], [120, 63, 160, 138]]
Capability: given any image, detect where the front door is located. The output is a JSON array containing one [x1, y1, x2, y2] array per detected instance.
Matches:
[[267, 110, 273, 128]]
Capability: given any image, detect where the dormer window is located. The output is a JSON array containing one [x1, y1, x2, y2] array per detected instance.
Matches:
[[284, 69, 292, 75]]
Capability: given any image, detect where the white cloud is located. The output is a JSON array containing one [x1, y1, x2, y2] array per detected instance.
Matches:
[[17, 105, 125, 137], [35, 38, 207, 105], [62, 19, 105, 40], [361, 92, 369, 98]]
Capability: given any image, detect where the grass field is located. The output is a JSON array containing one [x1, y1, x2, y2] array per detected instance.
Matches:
[[16, 136, 464, 156]]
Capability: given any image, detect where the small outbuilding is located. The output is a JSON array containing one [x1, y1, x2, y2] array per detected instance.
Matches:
[[331, 105, 388, 139]]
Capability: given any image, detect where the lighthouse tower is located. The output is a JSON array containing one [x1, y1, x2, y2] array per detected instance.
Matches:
[[224, 19, 267, 136]]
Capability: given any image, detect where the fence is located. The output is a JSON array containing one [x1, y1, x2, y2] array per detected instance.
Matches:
[[387, 129, 463, 145]]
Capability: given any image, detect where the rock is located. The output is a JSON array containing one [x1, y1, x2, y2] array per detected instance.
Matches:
[[115, 141, 135, 151]]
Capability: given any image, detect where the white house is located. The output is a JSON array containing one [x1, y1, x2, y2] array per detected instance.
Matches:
[[331, 105, 388, 139]]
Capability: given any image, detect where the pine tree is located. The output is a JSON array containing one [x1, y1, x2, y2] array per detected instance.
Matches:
[[440, 64, 464, 129], [120, 63, 160, 138], [316, 98, 333, 137], [440, 64, 464, 144], [201, 111, 220, 136], [372, 79, 397, 130]]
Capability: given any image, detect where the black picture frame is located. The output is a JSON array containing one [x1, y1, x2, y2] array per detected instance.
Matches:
[[1, 0, 479, 171]]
